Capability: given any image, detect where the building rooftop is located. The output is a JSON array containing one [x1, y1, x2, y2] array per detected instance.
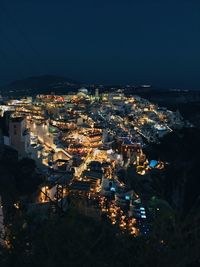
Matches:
[[70, 181, 92, 192], [82, 170, 103, 180]]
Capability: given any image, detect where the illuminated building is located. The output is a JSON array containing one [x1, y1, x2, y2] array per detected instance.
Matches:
[[117, 137, 140, 159], [9, 117, 30, 157], [95, 88, 99, 101], [108, 92, 124, 103]]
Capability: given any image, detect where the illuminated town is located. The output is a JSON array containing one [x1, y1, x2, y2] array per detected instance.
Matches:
[[1, 0, 200, 265], [0, 88, 186, 241]]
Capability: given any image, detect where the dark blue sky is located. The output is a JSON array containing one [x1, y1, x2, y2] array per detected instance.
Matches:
[[0, 0, 200, 88]]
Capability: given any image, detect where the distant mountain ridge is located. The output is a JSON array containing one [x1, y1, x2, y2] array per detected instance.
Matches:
[[1, 75, 80, 90], [0, 75, 81, 96]]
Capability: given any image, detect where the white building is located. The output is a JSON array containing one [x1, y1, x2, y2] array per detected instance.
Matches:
[[9, 117, 30, 157]]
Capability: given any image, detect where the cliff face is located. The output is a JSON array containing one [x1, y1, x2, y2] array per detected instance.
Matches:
[[149, 94, 200, 104], [145, 127, 200, 215]]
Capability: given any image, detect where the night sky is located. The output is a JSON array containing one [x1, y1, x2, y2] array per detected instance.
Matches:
[[0, 0, 200, 89]]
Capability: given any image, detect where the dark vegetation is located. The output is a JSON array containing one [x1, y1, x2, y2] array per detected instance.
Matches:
[[1, 205, 200, 267], [0, 148, 43, 225]]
